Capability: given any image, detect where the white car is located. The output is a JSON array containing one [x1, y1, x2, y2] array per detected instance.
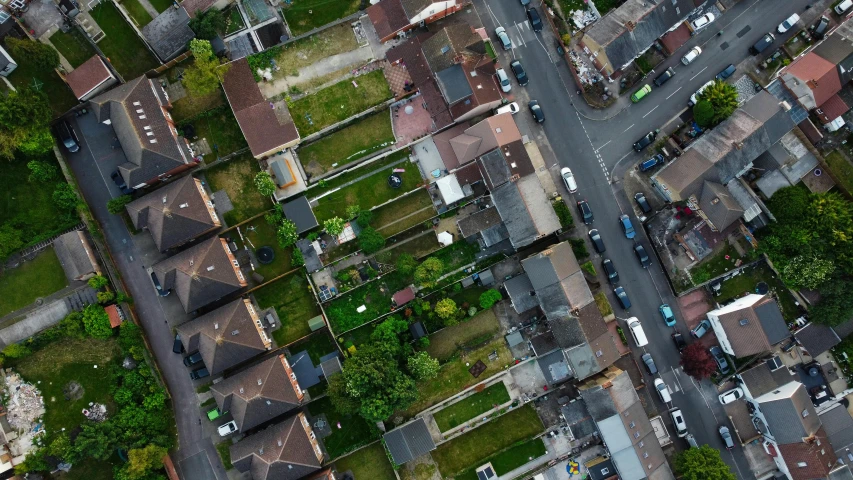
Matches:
[[218, 421, 238, 436], [654, 378, 672, 403], [718, 387, 744, 405], [671, 409, 688, 437], [495, 102, 520, 115], [496, 68, 511, 93], [778, 13, 800, 33], [691, 13, 715, 31], [560, 167, 578, 193], [681, 46, 702, 65]]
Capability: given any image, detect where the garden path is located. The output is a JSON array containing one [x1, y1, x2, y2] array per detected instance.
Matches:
[[135, 0, 160, 20]]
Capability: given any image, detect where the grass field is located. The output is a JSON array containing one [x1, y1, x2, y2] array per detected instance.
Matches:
[[148, 0, 173, 12], [170, 84, 226, 124], [298, 112, 395, 177], [334, 442, 396, 480], [289, 70, 393, 136], [826, 151, 853, 196], [49, 28, 97, 68], [182, 105, 248, 161], [3, 39, 77, 117], [312, 148, 410, 191], [456, 438, 547, 480], [426, 309, 500, 361], [281, 0, 361, 36], [254, 273, 320, 346], [432, 404, 544, 477], [433, 382, 511, 432], [90, 1, 159, 80], [372, 189, 435, 236], [383, 232, 441, 259], [119, 0, 153, 27], [270, 22, 358, 76], [307, 396, 379, 459], [242, 219, 294, 281], [0, 248, 67, 319], [203, 153, 271, 225]]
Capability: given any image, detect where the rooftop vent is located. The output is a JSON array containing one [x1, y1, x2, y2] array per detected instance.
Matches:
[[149, 139, 157, 144], [231, 329, 240, 336], [179, 203, 189, 208], [136, 109, 144, 114], [277, 439, 282, 447], [239, 387, 244, 393], [259, 448, 264, 455], [162, 196, 168, 203], [144, 126, 151, 130], [207, 265, 215, 272], [740, 318, 749, 326], [441, 45, 450, 54], [257, 378, 262, 385], [133, 101, 141, 106], [214, 322, 219, 329], [146, 132, 154, 137], [495, 127, 502, 133], [139, 115, 146, 120], [803, 409, 810, 418]]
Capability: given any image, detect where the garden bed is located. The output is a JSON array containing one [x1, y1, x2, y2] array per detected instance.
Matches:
[[433, 381, 511, 432], [298, 111, 395, 178], [254, 272, 321, 346], [281, 0, 361, 36], [0, 247, 68, 319], [180, 105, 248, 161], [262, 22, 359, 78], [333, 442, 396, 480], [203, 153, 272, 225], [90, 1, 159, 80], [306, 396, 379, 459], [49, 28, 97, 68]]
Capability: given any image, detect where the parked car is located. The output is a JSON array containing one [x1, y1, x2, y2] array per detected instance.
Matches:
[[183, 351, 203, 367], [190, 367, 210, 380], [653, 67, 676, 87], [689, 79, 715, 106], [633, 244, 651, 268], [528, 100, 545, 123], [510, 60, 528, 86], [691, 13, 715, 31], [561, 167, 578, 193], [719, 388, 744, 405], [218, 421, 238, 436], [778, 13, 800, 33], [207, 407, 225, 421], [812, 16, 830, 39], [635, 192, 652, 214], [641, 353, 658, 374], [614, 286, 631, 309], [836, 0, 853, 15], [495, 102, 520, 115], [691, 319, 712, 338], [172, 334, 184, 354], [709, 345, 731, 374], [111, 171, 133, 195], [589, 229, 605, 253], [750, 32, 775, 55], [654, 378, 671, 403], [686, 434, 699, 448], [602, 258, 619, 284], [681, 46, 702, 65], [659, 304, 676, 327], [719, 426, 735, 449], [672, 330, 687, 352], [811, 385, 833, 407], [526, 7, 543, 32], [495, 27, 511, 50], [639, 154, 664, 172], [633, 130, 658, 151], [56, 120, 80, 153], [716, 64, 736, 81], [496, 68, 511, 93], [619, 215, 635, 239], [519, 0, 530, 5], [577, 199, 593, 224], [628, 318, 648, 346], [631, 84, 652, 103], [671, 409, 688, 437]]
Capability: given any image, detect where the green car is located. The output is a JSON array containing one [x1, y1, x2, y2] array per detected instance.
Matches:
[[631, 84, 652, 103], [207, 407, 225, 421]]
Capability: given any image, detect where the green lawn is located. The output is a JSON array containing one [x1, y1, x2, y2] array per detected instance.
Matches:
[[286, 330, 336, 362], [216, 442, 233, 470], [334, 442, 396, 480], [324, 270, 409, 332], [691, 244, 742, 282], [49, 28, 97, 68], [254, 273, 321, 346], [826, 151, 853, 196], [456, 438, 547, 480], [242, 219, 294, 281], [170, 86, 226, 124], [148, 0, 173, 13], [426, 309, 500, 361], [717, 263, 800, 322], [0, 247, 68, 319], [203, 153, 272, 225], [432, 404, 544, 477], [372, 189, 435, 237], [282, 0, 361, 36], [119, 0, 153, 27], [225, 6, 246, 34], [268, 23, 358, 77], [307, 396, 379, 459], [182, 105, 248, 161], [90, 1, 160, 80], [2, 39, 77, 117], [312, 148, 410, 191], [298, 112, 395, 177], [289, 70, 393, 136], [383, 232, 441, 259], [433, 382, 511, 432]]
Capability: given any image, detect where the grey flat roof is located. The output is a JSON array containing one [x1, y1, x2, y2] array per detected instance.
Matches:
[[435, 64, 473, 104], [384, 417, 437, 464], [283, 196, 319, 234], [504, 273, 539, 314]]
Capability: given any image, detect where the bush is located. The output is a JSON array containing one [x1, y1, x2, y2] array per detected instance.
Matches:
[[552, 200, 574, 229], [569, 237, 588, 259], [52, 183, 78, 211], [107, 195, 133, 214], [254, 171, 276, 197], [358, 227, 386, 254], [3, 343, 31, 359], [693, 100, 714, 128], [88, 274, 109, 290], [435, 298, 457, 320], [356, 209, 374, 228], [82, 304, 113, 339], [291, 248, 305, 267], [396, 254, 418, 276], [479, 289, 502, 309]]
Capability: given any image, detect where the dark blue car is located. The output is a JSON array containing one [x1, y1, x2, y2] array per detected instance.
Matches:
[[639, 154, 664, 172]]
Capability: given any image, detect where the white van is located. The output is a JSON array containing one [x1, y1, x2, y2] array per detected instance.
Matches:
[[627, 318, 649, 347], [654, 378, 672, 403], [495, 102, 520, 115], [836, 0, 853, 15], [688, 79, 715, 106]]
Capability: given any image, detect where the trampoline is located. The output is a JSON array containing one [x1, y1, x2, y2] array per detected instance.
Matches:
[[256, 246, 275, 264], [388, 173, 402, 188]]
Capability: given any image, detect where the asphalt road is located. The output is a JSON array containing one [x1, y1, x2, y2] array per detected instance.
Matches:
[[471, 0, 816, 475]]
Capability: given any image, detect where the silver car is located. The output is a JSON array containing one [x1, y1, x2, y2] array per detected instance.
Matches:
[[496, 68, 511, 93], [495, 27, 511, 50]]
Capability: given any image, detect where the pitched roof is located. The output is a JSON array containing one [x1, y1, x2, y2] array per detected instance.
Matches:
[[492, 180, 538, 248], [152, 236, 247, 312], [777, 428, 837, 480], [504, 273, 539, 314], [141, 6, 195, 61], [52, 230, 99, 281], [230, 413, 322, 480], [818, 94, 850, 124], [65, 55, 114, 99], [90, 76, 193, 187], [366, 0, 409, 40], [757, 382, 820, 445], [477, 141, 535, 190], [819, 404, 853, 459], [795, 323, 841, 358], [222, 58, 299, 157], [386, 35, 453, 129], [740, 356, 798, 398], [126, 176, 220, 251], [400, 0, 431, 18], [105, 304, 123, 328], [458, 114, 522, 164], [711, 295, 787, 357], [523, 242, 580, 291], [210, 354, 303, 431], [421, 24, 483, 75], [785, 52, 843, 107], [180, 0, 217, 18], [383, 418, 436, 464], [699, 181, 744, 231], [458, 206, 503, 238]]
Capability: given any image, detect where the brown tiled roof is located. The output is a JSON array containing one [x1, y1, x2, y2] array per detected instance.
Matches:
[[454, 161, 484, 185], [366, 0, 409, 40], [210, 354, 303, 431], [400, 0, 431, 18], [778, 428, 837, 480], [458, 206, 503, 238], [66, 55, 113, 99], [433, 123, 468, 169], [421, 25, 482, 74], [105, 305, 122, 328], [698, 181, 744, 231], [798, 119, 824, 144], [222, 58, 299, 157], [660, 23, 691, 55], [716, 303, 771, 357], [786, 53, 842, 107], [230, 413, 322, 480], [180, 0, 217, 18], [818, 94, 849, 124], [577, 302, 608, 340], [653, 148, 716, 201]]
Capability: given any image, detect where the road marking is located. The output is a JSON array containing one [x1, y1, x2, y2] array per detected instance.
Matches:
[[671, 366, 685, 393], [666, 87, 682, 100], [622, 124, 634, 134], [642, 105, 659, 118], [597, 140, 611, 151], [689, 66, 708, 81]]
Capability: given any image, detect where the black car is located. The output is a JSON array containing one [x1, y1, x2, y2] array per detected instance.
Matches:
[[641, 353, 658, 374], [510, 60, 528, 86], [634, 192, 652, 214], [614, 286, 631, 309], [528, 100, 544, 123], [56, 120, 80, 153], [709, 346, 731, 375], [812, 16, 830, 39], [589, 229, 605, 253], [672, 330, 687, 352], [111, 171, 133, 195], [633, 130, 658, 151], [750, 32, 775, 55], [634, 244, 651, 268], [526, 7, 542, 32], [716, 64, 736, 81], [172, 334, 184, 354], [602, 258, 619, 284], [577, 199, 593, 224], [653, 67, 675, 87], [190, 367, 210, 380], [183, 351, 203, 367]]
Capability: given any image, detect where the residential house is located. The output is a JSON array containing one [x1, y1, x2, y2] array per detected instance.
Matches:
[[301, 469, 337, 480], [89, 76, 199, 189], [383, 417, 436, 464], [577, 367, 673, 480], [367, 0, 466, 42], [0, 43, 15, 77], [176, 298, 272, 375], [210, 354, 304, 431], [503, 272, 539, 314], [456, 204, 509, 248], [706, 294, 789, 358], [794, 323, 841, 358], [820, 404, 853, 468], [125, 175, 221, 252], [230, 412, 323, 480], [754, 131, 822, 199], [65, 55, 117, 101], [151, 236, 247, 312], [580, 0, 695, 77], [52, 230, 101, 282], [142, 5, 196, 62]]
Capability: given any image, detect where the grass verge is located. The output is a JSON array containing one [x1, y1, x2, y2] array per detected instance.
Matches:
[[433, 381, 511, 432], [298, 111, 394, 177], [0, 247, 68, 318], [594, 291, 613, 317], [333, 442, 396, 480]]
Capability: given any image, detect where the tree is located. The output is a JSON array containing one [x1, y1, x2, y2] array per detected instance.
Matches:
[[3, 343, 31, 359], [0, 224, 23, 260], [680, 343, 717, 380], [97, 291, 115, 304], [479, 289, 502, 309], [693, 100, 714, 128], [414, 257, 444, 288], [254, 171, 276, 196], [396, 254, 418, 276], [291, 248, 305, 267], [324, 217, 346, 237], [82, 304, 114, 339], [182, 39, 227, 97], [276, 219, 298, 248], [435, 298, 457, 320], [327, 374, 360, 414], [697, 80, 739, 124], [782, 254, 834, 289], [0, 88, 53, 159], [408, 351, 440, 380], [370, 316, 408, 355], [811, 276, 853, 326], [27, 160, 57, 182], [52, 183, 78, 210], [346, 204, 361, 220], [674, 445, 736, 480], [358, 226, 385, 254], [187, 8, 225, 39], [88, 274, 110, 290], [107, 195, 134, 214], [46, 432, 73, 461], [5, 38, 59, 71], [356, 209, 373, 228]]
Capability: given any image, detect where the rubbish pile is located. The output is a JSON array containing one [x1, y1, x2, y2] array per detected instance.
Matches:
[[569, 50, 602, 86], [570, 9, 598, 29], [82, 403, 107, 422], [4, 372, 44, 432]]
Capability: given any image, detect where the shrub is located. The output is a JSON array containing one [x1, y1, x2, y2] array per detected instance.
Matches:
[[107, 195, 133, 214], [569, 237, 588, 259], [479, 289, 502, 309], [3, 343, 31, 359], [88, 274, 109, 290], [254, 171, 276, 197], [358, 227, 386, 254]]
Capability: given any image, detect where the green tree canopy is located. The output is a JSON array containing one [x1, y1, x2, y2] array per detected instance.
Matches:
[[52, 183, 78, 211], [479, 289, 502, 309], [414, 257, 444, 288], [674, 445, 736, 480], [697, 80, 739, 124], [396, 254, 418, 276], [27, 160, 57, 182], [187, 9, 225, 39], [254, 171, 276, 196], [693, 100, 714, 128], [435, 298, 457, 320], [276, 219, 298, 248], [88, 274, 110, 290], [125, 444, 168, 480], [346, 204, 361, 220], [5, 37, 59, 71], [407, 351, 440, 380], [324, 217, 346, 236], [358, 226, 385, 254], [182, 39, 227, 97], [0, 88, 53, 159], [107, 195, 134, 214], [82, 304, 114, 339], [810, 276, 853, 326], [0, 224, 23, 260]]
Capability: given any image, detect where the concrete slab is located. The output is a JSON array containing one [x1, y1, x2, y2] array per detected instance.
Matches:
[[411, 137, 445, 182]]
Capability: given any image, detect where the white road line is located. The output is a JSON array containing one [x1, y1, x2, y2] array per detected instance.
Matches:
[[597, 140, 611, 151], [642, 105, 659, 118], [689, 66, 708, 81], [622, 124, 635, 134], [666, 87, 682, 100]]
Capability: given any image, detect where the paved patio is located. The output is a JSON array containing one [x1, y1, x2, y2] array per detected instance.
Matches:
[[394, 97, 436, 147]]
